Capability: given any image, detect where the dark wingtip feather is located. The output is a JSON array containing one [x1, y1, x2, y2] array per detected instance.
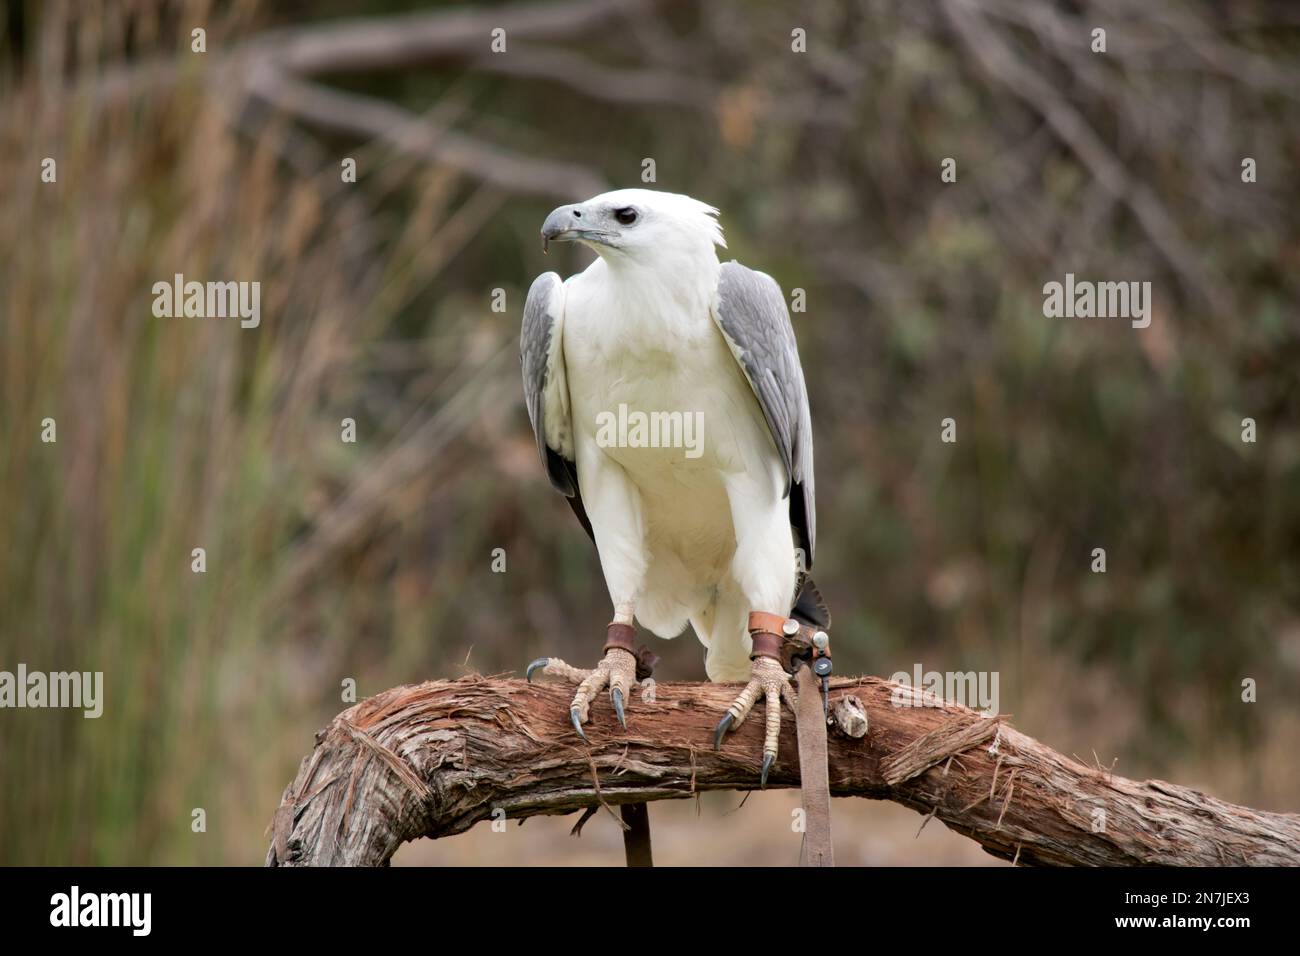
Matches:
[[790, 576, 831, 630]]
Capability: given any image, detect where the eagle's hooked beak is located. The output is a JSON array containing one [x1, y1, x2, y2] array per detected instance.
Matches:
[[540, 204, 581, 254], [540, 203, 614, 254]]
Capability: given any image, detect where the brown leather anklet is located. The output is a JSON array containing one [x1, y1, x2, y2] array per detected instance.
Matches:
[[604, 621, 660, 681], [604, 622, 637, 655], [750, 630, 784, 662], [748, 611, 791, 663], [748, 610, 834, 673], [749, 611, 793, 637]]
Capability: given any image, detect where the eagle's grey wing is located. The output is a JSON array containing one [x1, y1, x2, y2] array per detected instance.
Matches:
[[712, 260, 817, 567], [521, 272, 594, 540]]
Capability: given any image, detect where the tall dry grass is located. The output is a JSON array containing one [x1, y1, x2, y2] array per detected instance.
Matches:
[[0, 2, 515, 863]]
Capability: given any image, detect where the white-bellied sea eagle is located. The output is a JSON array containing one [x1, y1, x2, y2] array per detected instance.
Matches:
[[522, 189, 829, 785]]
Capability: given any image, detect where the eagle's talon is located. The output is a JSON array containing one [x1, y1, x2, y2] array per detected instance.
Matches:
[[571, 707, 588, 742], [534, 647, 638, 738], [760, 751, 776, 789], [713, 713, 734, 751], [611, 687, 627, 729]]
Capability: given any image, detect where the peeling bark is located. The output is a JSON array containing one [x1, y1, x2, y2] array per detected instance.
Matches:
[[267, 675, 1300, 866]]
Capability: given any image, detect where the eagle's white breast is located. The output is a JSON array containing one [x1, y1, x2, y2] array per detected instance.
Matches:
[[560, 255, 795, 680]]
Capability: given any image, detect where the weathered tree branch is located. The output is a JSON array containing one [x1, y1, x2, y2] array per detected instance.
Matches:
[[267, 675, 1300, 866]]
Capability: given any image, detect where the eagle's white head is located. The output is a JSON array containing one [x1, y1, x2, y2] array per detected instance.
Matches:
[[540, 189, 726, 272]]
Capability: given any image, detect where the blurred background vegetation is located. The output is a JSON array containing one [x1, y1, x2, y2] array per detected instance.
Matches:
[[1, 0, 1297, 865]]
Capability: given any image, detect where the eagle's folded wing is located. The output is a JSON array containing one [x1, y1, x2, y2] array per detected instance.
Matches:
[[711, 260, 817, 568], [521, 271, 594, 540]]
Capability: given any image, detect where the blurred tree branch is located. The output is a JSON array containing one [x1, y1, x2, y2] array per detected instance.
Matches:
[[943, 0, 1228, 315], [83, 0, 667, 200], [244, 65, 607, 199]]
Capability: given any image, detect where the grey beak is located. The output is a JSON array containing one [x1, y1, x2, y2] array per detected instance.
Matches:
[[541, 205, 584, 254]]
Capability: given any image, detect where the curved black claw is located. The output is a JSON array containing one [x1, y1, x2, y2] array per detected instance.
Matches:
[[714, 712, 734, 751], [760, 751, 776, 789], [525, 657, 550, 683], [570, 707, 588, 742], [611, 688, 627, 729]]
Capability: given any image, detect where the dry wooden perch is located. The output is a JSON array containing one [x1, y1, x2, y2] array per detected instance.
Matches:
[[267, 674, 1300, 866]]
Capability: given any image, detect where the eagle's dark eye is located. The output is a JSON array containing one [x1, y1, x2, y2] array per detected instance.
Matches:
[[614, 207, 638, 225]]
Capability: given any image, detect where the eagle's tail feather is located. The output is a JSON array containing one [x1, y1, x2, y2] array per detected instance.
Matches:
[[790, 575, 831, 630]]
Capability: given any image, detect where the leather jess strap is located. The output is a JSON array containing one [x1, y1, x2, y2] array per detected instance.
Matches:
[[747, 608, 834, 867], [795, 666, 834, 866]]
